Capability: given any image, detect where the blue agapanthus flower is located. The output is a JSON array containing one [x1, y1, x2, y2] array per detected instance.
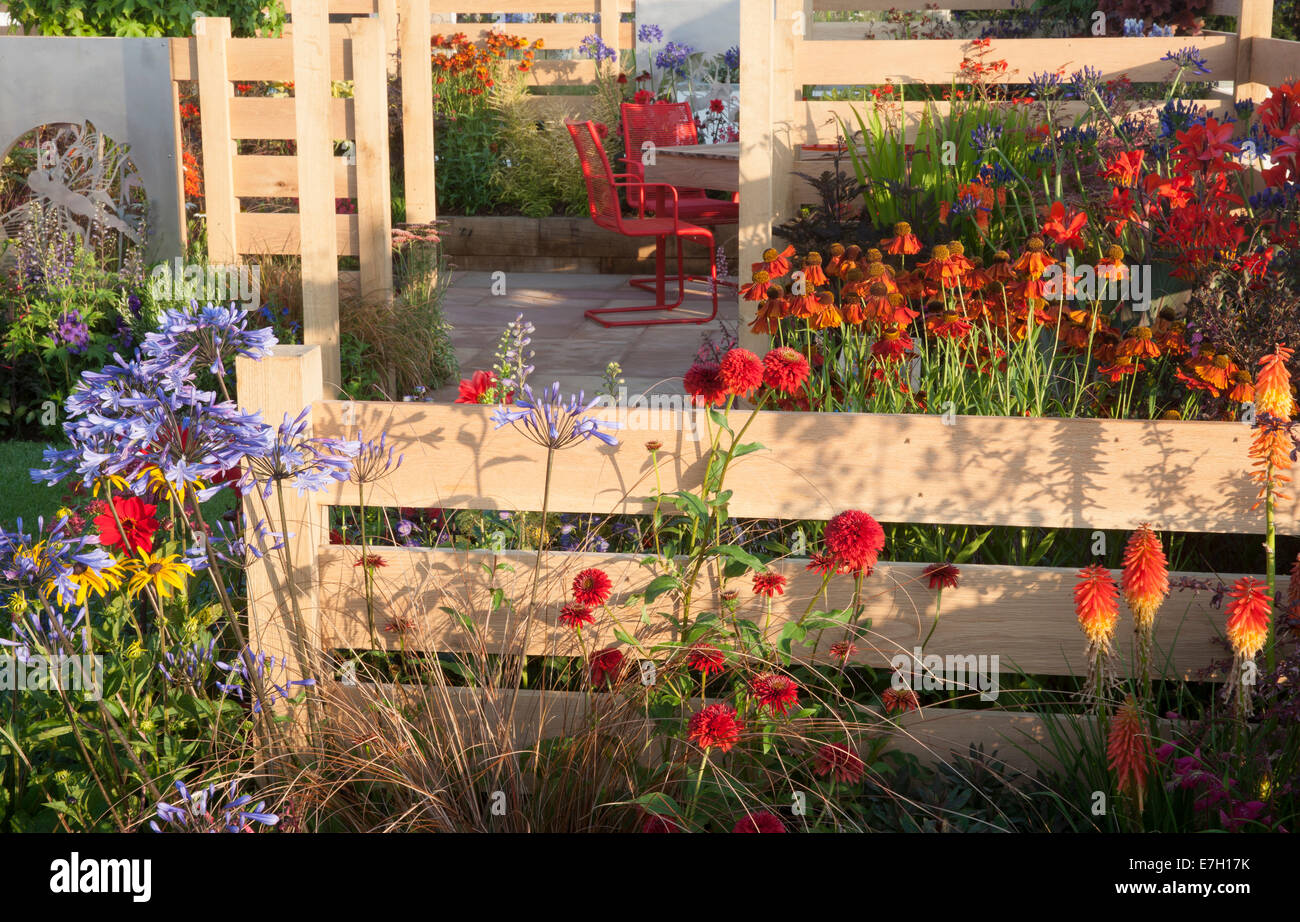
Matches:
[[0, 517, 116, 611], [723, 45, 740, 72], [215, 647, 316, 714], [637, 23, 663, 44], [144, 299, 276, 377], [241, 408, 358, 499], [578, 33, 616, 63], [150, 779, 278, 832], [491, 382, 620, 450], [1163, 46, 1212, 77], [655, 41, 695, 77], [0, 603, 90, 661]]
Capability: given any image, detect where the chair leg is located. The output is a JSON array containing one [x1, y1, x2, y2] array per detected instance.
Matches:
[[585, 234, 713, 328]]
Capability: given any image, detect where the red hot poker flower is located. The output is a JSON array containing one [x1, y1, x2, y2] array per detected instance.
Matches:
[[572, 568, 612, 607], [688, 703, 742, 752], [1225, 577, 1272, 660], [1074, 564, 1119, 646], [1107, 695, 1153, 812], [94, 495, 160, 556], [1121, 525, 1169, 633]]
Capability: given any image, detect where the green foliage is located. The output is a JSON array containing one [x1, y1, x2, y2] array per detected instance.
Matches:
[[491, 83, 592, 219], [7, 0, 285, 37]]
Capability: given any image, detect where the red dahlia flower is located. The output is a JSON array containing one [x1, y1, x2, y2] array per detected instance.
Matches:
[[559, 602, 594, 629], [761, 347, 811, 394], [93, 495, 160, 556], [719, 348, 764, 397], [688, 703, 742, 752], [882, 686, 919, 713], [589, 648, 625, 687], [923, 562, 960, 590], [686, 643, 726, 675], [683, 361, 729, 407], [572, 567, 612, 607], [455, 370, 499, 404], [732, 811, 786, 833], [824, 509, 885, 575]]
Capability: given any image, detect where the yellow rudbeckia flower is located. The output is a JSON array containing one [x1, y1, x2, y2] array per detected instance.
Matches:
[[126, 551, 194, 600]]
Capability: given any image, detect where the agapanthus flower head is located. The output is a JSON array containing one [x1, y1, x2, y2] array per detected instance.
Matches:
[[0, 604, 89, 661], [732, 811, 786, 833], [688, 702, 742, 751], [1225, 576, 1272, 661], [215, 647, 316, 713], [761, 347, 810, 394], [750, 672, 800, 717], [812, 743, 865, 784], [1121, 524, 1169, 632], [752, 571, 788, 597], [718, 347, 764, 397], [157, 638, 217, 687], [572, 567, 612, 607], [1074, 564, 1119, 646], [349, 431, 404, 485], [923, 562, 960, 590], [244, 408, 357, 499], [143, 300, 277, 376], [823, 509, 885, 575], [636, 23, 663, 44], [0, 517, 117, 611], [1106, 695, 1153, 812], [491, 382, 620, 449], [686, 642, 726, 675], [150, 779, 278, 833], [577, 33, 616, 63]]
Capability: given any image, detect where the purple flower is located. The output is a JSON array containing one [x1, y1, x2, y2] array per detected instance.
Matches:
[[723, 45, 740, 72], [578, 33, 616, 64], [143, 300, 277, 376], [53, 312, 90, 355], [1163, 46, 1212, 77], [655, 41, 695, 77], [242, 408, 358, 499], [215, 647, 316, 713], [637, 23, 663, 44], [158, 638, 217, 686], [150, 779, 278, 832], [0, 517, 115, 611], [490, 382, 620, 450]]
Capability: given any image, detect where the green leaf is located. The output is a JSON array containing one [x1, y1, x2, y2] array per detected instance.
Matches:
[[631, 791, 682, 816], [710, 544, 765, 571], [644, 574, 681, 603], [730, 441, 765, 460]]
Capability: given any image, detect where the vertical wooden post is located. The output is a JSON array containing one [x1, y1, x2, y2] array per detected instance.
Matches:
[[293, 0, 343, 392], [737, 0, 775, 353], [236, 345, 325, 713], [772, 0, 801, 238], [194, 17, 238, 264], [401, 0, 437, 223], [600, 0, 620, 61], [352, 15, 395, 304], [377, 0, 400, 75], [169, 77, 189, 252], [1234, 0, 1275, 106]]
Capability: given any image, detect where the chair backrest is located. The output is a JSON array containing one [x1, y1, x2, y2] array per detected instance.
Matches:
[[566, 120, 623, 233], [619, 102, 701, 211]]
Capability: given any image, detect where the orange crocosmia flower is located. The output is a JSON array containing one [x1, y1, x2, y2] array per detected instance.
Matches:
[[1102, 149, 1145, 187], [1040, 201, 1088, 250], [1107, 695, 1153, 811], [1225, 577, 1273, 660], [1254, 344, 1296, 419], [1074, 565, 1119, 645], [1121, 525, 1169, 633]]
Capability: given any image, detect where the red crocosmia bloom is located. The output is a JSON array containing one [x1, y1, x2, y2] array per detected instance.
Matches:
[[1259, 81, 1300, 137], [455, 370, 499, 404], [1171, 117, 1243, 175], [683, 361, 729, 407], [1040, 200, 1088, 250], [559, 602, 595, 629], [1107, 695, 1153, 812], [686, 643, 726, 675], [752, 571, 788, 597], [923, 562, 960, 590], [813, 743, 865, 783], [824, 509, 885, 575], [881, 686, 919, 713], [572, 567, 613, 607], [750, 672, 800, 717], [762, 347, 811, 394], [1225, 577, 1272, 661], [94, 496, 160, 555], [640, 813, 682, 833], [589, 648, 625, 687], [1102, 149, 1145, 187], [732, 811, 786, 833], [719, 348, 764, 397], [688, 703, 742, 752]]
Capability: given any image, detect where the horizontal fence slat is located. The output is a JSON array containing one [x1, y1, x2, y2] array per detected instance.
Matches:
[[233, 154, 355, 196], [236, 212, 360, 255], [304, 402, 1295, 535], [1250, 37, 1300, 88], [313, 546, 1267, 678], [794, 35, 1236, 85], [450, 22, 634, 47], [229, 96, 355, 139], [170, 36, 354, 82], [527, 58, 599, 85], [428, 0, 633, 13], [813, 0, 1240, 11]]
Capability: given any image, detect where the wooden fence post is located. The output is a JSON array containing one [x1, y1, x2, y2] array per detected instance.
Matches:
[[236, 345, 326, 712], [352, 15, 395, 303], [377, 0, 400, 75], [194, 17, 238, 264], [293, 0, 344, 393], [600, 0, 620, 59], [1234, 0, 1275, 106], [738, 0, 775, 354], [401, 0, 437, 223]]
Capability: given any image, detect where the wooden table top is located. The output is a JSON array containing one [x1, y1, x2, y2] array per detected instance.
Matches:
[[655, 142, 739, 160]]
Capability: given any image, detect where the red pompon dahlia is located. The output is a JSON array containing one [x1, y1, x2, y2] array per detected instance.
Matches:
[[824, 509, 885, 575], [558, 602, 594, 629], [572, 567, 613, 607], [683, 361, 729, 407], [752, 571, 789, 597], [812, 743, 865, 784], [1121, 524, 1169, 633], [589, 647, 625, 688], [719, 348, 764, 398], [761, 347, 811, 395], [1074, 564, 1119, 647], [686, 643, 726, 675], [1225, 577, 1272, 661], [688, 703, 742, 752], [93, 495, 160, 556], [1107, 695, 1153, 812], [923, 562, 960, 590], [750, 672, 800, 717], [732, 811, 787, 833]]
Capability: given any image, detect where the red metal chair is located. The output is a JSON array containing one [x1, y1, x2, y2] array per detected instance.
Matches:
[[566, 119, 718, 327], [620, 102, 739, 296]]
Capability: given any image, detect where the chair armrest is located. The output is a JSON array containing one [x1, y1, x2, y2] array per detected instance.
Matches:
[[613, 180, 681, 228]]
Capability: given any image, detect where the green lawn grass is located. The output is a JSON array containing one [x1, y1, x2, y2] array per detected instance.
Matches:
[[0, 440, 64, 527]]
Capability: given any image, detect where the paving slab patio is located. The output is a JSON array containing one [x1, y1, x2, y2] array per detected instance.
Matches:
[[429, 270, 731, 402]]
